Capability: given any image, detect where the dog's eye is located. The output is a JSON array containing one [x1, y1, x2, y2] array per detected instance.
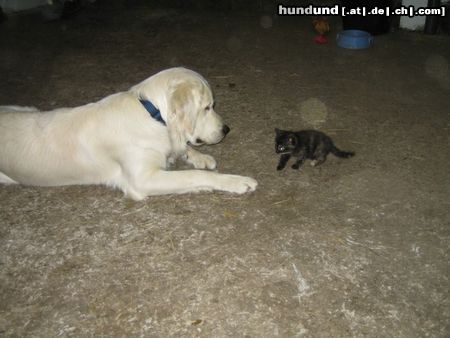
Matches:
[[205, 102, 215, 111]]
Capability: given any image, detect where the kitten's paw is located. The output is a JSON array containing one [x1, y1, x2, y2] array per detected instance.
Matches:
[[310, 160, 317, 167]]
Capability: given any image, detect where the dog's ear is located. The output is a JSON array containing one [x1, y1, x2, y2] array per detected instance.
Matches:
[[169, 81, 197, 133], [167, 81, 197, 154]]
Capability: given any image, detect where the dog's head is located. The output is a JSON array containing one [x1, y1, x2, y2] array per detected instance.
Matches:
[[132, 67, 230, 155], [166, 69, 230, 149]]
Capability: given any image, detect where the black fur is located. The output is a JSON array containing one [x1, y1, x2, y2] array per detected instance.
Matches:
[[275, 128, 354, 171]]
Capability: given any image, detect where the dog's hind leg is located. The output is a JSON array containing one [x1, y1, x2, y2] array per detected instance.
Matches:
[[0, 106, 39, 113]]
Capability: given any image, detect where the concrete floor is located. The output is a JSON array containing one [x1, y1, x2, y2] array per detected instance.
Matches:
[[0, 3, 449, 337]]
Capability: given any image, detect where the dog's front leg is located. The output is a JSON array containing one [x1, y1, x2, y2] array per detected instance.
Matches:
[[131, 170, 257, 199], [182, 146, 217, 170]]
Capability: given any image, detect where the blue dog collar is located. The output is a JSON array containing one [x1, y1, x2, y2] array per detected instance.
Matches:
[[139, 99, 165, 125]]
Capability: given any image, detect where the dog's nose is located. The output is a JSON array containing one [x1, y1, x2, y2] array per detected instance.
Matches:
[[222, 125, 230, 135]]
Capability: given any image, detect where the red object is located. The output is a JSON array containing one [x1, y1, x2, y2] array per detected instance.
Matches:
[[314, 35, 328, 44]]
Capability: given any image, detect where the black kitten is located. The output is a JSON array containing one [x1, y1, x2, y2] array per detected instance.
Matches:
[[275, 128, 354, 171]]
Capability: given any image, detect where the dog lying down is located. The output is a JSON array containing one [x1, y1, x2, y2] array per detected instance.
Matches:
[[0, 67, 257, 200]]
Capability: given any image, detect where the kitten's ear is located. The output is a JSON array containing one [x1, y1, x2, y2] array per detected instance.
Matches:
[[275, 128, 280, 135]]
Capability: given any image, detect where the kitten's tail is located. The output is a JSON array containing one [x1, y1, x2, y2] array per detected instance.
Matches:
[[331, 145, 354, 158]]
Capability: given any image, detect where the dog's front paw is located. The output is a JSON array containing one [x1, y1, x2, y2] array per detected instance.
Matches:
[[222, 175, 258, 194], [194, 153, 217, 170], [184, 151, 217, 170]]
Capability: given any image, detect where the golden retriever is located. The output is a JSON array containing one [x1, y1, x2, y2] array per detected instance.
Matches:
[[0, 67, 257, 200]]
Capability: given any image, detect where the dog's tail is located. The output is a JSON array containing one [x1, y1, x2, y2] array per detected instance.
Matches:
[[330, 145, 354, 158]]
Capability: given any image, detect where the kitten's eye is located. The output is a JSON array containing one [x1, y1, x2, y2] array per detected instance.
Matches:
[[278, 145, 285, 151]]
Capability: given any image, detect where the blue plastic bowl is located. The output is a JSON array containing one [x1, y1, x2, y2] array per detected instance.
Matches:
[[336, 30, 374, 49]]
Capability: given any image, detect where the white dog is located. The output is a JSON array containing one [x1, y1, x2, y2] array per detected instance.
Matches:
[[0, 67, 257, 200]]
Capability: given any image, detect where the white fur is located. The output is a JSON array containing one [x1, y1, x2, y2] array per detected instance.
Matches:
[[0, 67, 257, 200]]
